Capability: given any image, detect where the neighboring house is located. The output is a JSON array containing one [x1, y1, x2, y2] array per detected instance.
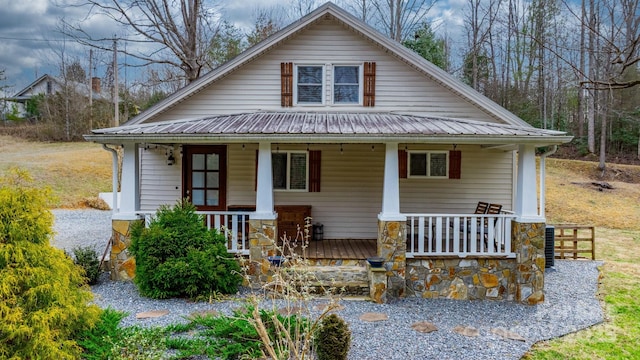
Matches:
[[85, 2, 572, 304], [7, 74, 107, 118]]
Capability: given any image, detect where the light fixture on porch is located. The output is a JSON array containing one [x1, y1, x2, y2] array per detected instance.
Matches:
[[242, 144, 245, 151], [166, 149, 175, 166], [340, 144, 343, 155], [371, 145, 375, 152]]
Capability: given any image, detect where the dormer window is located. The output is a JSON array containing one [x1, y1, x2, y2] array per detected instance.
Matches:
[[282, 62, 375, 107]]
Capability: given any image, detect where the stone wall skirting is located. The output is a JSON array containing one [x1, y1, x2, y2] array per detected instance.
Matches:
[[405, 258, 517, 301]]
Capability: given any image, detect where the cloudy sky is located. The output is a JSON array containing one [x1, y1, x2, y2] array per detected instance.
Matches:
[[0, 0, 466, 96]]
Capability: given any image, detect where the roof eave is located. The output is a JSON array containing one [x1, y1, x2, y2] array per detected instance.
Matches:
[[84, 133, 574, 147]]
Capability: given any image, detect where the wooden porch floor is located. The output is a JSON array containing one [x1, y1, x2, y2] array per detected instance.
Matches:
[[284, 239, 377, 260]]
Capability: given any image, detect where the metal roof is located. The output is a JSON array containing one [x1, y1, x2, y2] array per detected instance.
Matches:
[[86, 112, 571, 146]]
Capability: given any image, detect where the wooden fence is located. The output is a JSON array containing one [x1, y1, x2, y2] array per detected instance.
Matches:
[[551, 224, 595, 260]]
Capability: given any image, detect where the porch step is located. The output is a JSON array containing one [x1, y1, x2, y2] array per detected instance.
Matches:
[[290, 265, 370, 296]]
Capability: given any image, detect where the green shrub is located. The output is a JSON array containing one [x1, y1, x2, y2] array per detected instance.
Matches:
[[129, 199, 242, 299], [109, 326, 169, 360], [73, 245, 102, 285], [314, 314, 351, 360], [78, 307, 128, 360], [0, 168, 101, 359]]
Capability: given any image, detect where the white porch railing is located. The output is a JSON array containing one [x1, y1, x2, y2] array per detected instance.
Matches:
[[405, 213, 517, 258], [138, 211, 252, 255]]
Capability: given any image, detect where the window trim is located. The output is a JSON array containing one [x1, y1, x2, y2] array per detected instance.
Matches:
[[407, 150, 449, 179], [332, 64, 363, 105], [294, 64, 325, 105], [272, 150, 309, 192]]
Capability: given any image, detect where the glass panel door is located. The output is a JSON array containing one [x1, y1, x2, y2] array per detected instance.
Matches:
[[184, 146, 226, 211]]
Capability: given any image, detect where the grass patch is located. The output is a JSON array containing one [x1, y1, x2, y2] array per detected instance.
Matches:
[[0, 136, 111, 208]]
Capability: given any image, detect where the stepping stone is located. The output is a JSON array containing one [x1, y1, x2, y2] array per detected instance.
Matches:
[[491, 328, 526, 342], [411, 321, 438, 333], [136, 310, 169, 319], [278, 306, 306, 316], [453, 325, 480, 337], [313, 303, 345, 312], [359, 312, 388, 322]]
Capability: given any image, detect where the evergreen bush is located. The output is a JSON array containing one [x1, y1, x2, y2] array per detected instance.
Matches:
[[73, 245, 102, 285], [129, 199, 242, 299], [0, 168, 101, 359], [314, 314, 351, 360]]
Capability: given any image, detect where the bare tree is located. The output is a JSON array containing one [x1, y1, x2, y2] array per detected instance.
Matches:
[[62, 0, 223, 84], [370, 0, 437, 41]]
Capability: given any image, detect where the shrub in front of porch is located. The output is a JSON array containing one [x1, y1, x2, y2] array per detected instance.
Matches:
[[129, 199, 242, 299]]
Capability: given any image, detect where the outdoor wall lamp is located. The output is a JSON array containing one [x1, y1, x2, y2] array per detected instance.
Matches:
[[166, 150, 175, 166]]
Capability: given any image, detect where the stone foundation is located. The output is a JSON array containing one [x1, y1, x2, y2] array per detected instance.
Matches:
[[110, 219, 142, 281], [406, 258, 516, 300]]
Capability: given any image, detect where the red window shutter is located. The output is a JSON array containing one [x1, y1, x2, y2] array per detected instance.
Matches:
[[309, 150, 321, 192], [363, 62, 376, 107], [449, 150, 461, 179], [398, 149, 407, 178], [281, 62, 293, 107]]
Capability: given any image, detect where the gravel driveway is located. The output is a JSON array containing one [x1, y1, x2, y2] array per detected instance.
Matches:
[[52, 209, 604, 360]]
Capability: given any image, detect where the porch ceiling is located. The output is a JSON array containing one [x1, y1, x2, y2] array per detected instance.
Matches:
[[85, 112, 572, 146]]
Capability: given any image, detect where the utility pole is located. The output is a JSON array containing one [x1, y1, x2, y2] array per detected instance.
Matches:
[[89, 49, 93, 130], [113, 38, 119, 127]]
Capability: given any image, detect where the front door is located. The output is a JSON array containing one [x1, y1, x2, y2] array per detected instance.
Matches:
[[183, 145, 227, 211]]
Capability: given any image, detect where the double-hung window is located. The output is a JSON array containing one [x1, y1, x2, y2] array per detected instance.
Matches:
[[272, 151, 308, 191], [294, 64, 363, 105], [408, 151, 448, 178], [296, 66, 323, 104], [333, 65, 360, 104]]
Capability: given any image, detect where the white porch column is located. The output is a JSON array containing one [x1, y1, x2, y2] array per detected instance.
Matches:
[[252, 142, 276, 220], [379, 142, 405, 221], [114, 142, 139, 220], [515, 145, 543, 222]]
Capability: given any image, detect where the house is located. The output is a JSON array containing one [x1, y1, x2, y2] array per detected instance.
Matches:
[[85, 2, 572, 304], [7, 74, 107, 119]]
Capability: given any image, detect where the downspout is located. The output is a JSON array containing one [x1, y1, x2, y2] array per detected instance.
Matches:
[[539, 145, 558, 218], [102, 144, 119, 214]]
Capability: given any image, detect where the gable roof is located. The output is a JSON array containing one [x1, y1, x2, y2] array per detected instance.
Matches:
[[123, 2, 531, 128], [86, 111, 572, 146], [9, 74, 109, 102]]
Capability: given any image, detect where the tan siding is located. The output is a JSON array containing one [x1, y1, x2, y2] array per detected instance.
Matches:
[[400, 145, 514, 214], [151, 18, 500, 124], [138, 143, 513, 238], [139, 147, 182, 211]]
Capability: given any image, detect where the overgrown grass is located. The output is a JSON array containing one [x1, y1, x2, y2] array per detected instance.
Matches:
[[0, 135, 111, 208], [525, 159, 640, 359]]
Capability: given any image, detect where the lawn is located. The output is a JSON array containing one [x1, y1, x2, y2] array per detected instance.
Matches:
[[0, 135, 112, 208], [2, 136, 639, 358], [524, 158, 640, 359]]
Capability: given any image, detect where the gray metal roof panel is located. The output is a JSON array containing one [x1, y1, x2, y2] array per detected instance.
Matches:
[[91, 112, 567, 138]]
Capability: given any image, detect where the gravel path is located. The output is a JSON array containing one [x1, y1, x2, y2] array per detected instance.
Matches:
[[53, 209, 604, 359]]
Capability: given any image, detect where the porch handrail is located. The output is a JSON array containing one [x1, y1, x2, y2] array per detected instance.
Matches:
[[136, 210, 252, 255], [405, 213, 517, 258]]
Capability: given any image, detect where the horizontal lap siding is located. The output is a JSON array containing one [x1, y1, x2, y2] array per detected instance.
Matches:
[[400, 145, 514, 213], [227, 144, 383, 240], [152, 19, 500, 123], [140, 148, 182, 211]]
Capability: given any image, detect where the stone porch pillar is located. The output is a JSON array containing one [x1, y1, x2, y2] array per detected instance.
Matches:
[[110, 219, 142, 281], [512, 221, 546, 305], [377, 219, 406, 298]]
